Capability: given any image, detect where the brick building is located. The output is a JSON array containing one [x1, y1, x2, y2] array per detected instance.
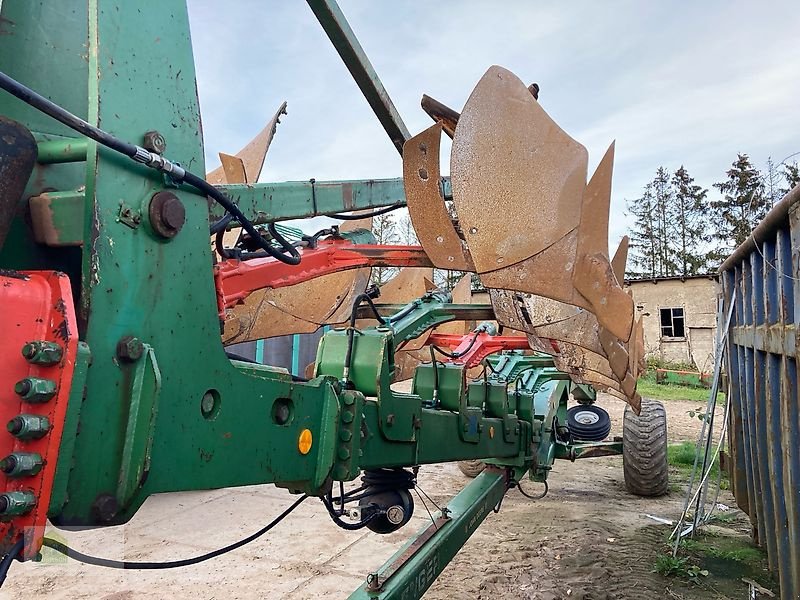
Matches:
[[624, 275, 719, 372]]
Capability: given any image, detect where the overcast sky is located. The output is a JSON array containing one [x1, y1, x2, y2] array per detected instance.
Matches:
[[188, 1, 799, 245]]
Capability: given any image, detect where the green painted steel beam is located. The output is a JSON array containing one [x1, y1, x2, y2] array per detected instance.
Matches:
[[306, 0, 410, 155], [349, 468, 510, 599], [211, 177, 453, 224]]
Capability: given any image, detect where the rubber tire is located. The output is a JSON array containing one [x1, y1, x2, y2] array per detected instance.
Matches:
[[623, 398, 669, 497], [567, 405, 612, 441], [457, 460, 486, 478]]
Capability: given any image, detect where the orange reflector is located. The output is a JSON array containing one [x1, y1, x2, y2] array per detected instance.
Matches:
[[298, 429, 313, 455]]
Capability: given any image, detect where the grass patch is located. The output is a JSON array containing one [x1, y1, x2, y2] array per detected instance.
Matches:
[[667, 442, 729, 490], [637, 373, 724, 403], [654, 533, 777, 594]]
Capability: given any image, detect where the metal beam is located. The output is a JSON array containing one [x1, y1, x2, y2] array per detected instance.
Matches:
[[211, 177, 452, 224], [349, 468, 509, 599], [306, 0, 411, 155]]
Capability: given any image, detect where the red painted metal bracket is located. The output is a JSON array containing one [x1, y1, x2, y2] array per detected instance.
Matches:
[[428, 333, 533, 368], [214, 240, 433, 315], [0, 271, 79, 559]]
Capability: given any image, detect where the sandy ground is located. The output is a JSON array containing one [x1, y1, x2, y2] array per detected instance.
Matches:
[[1, 395, 731, 600]]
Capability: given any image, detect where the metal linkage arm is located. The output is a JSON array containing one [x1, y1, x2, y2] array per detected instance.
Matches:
[[428, 332, 532, 367], [214, 240, 432, 312], [306, 0, 410, 154]]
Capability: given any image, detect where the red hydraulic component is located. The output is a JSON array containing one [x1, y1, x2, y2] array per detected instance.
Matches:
[[0, 271, 79, 559], [214, 238, 433, 316], [428, 332, 533, 368]]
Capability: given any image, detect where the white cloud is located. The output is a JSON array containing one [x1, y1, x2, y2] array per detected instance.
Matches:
[[187, 0, 799, 248]]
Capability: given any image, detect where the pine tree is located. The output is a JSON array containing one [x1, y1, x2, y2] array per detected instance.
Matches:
[[709, 154, 768, 265], [627, 182, 659, 278], [670, 166, 709, 276], [781, 161, 799, 196], [652, 167, 677, 277]]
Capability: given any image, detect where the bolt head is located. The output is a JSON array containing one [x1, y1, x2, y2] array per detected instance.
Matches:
[[142, 130, 167, 154], [149, 192, 185, 238], [91, 494, 119, 523], [117, 336, 144, 362]]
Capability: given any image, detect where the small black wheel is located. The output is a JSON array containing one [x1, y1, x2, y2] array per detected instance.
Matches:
[[457, 460, 486, 478], [567, 405, 611, 441], [623, 398, 669, 497]]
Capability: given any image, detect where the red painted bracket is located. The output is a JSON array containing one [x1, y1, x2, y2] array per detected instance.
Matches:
[[0, 271, 78, 559], [214, 240, 433, 316], [428, 333, 532, 368]]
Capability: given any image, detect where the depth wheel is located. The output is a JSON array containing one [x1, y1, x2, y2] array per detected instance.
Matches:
[[623, 398, 669, 497], [567, 405, 611, 441], [457, 460, 486, 478]]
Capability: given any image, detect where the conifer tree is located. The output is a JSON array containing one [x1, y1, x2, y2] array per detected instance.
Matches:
[[709, 154, 767, 265]]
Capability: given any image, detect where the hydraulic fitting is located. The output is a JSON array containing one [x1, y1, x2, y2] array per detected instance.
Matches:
[[0, 491, 36, 516], [21, 341, 63, 366], [14, 377, 57, 403], [7, 415, 51, 440], [0, 452, 44, 478]]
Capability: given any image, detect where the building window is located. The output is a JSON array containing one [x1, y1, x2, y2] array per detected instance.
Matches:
[[660, 307, 685, 339]]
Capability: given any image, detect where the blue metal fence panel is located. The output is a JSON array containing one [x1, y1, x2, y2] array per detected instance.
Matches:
[[720, 185, 800, 599]]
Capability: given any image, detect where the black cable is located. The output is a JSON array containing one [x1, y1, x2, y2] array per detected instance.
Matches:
[[429, 346, 440, 405], [0, 539, 24, 588], [0, 70, 300, 265], [0, 71, 138, 158], [430, 331, 481, 359], [182, 172, 300, 265], [41, 494, 307, 569], [330, 203, 404, 220], [517, 480, 548, 500], [320, 495, 381, 530], [343, 294, 387, 384]]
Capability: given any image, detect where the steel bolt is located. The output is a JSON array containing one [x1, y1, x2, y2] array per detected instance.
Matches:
[[0, 452, 44, 477], [116, 336, 144, 362], [91, 493, 119, 523], [7, 414, 50, 440], [149, 191, 185, 238], [0, 491, 36, 516], [142, 130, 167, 154], [339, 429, 352, 442], [341, 411, 354, 424], [14, 377, 56, 403], [21, 341, 63, 366], [338, 447, 351, 460], [342, 394, 355, 406]]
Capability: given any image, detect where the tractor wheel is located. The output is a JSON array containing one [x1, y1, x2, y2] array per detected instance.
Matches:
[[567, 405, 611, 441], [457, 460, 486, 478], [623, 398, 669, 497]]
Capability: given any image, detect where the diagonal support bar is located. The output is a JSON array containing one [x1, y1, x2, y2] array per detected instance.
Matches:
[[307, 0, 411, 155]]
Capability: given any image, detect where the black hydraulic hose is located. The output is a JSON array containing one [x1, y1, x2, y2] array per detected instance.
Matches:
[[40, 494, 307, 570], [330, 203, 403, 220], [0, 71, 138, 158], [431, 331, 481, 359], [320, 495, 382, 531], [343, 293, 387, 384], [182, 172, 300, 265], [0, 70, 300, 265], [0, 539, 24, 588]]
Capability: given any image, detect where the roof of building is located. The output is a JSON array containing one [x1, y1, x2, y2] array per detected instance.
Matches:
[[624, 273, 718, 284]]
